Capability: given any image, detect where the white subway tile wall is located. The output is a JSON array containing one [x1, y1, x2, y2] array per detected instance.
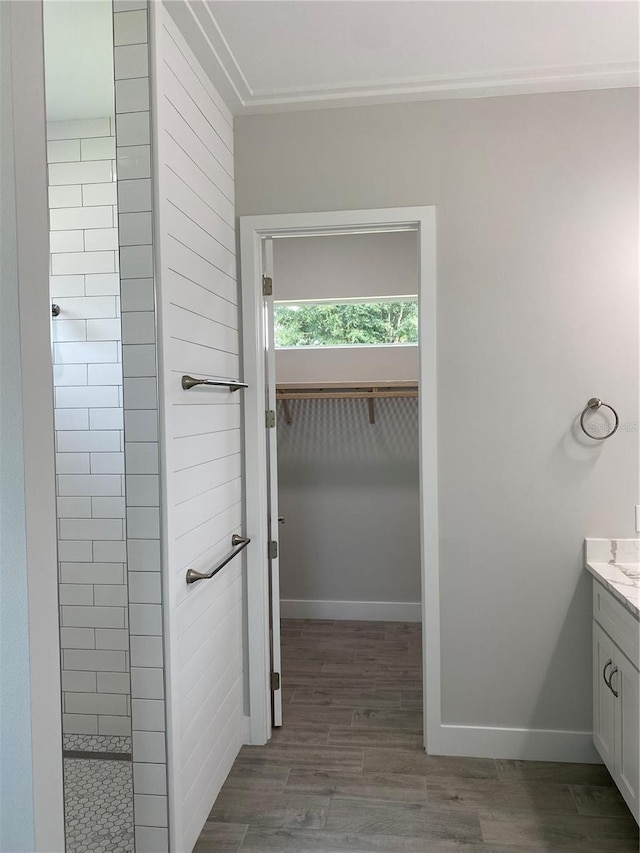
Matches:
[[48, 115, 130, 742], [113, 1, 170, 845]]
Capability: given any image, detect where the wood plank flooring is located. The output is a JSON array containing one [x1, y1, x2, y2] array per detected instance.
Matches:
[[194, 619, 639, 852]]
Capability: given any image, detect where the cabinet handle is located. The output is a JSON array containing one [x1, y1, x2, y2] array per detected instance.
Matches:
[[608, 665, 619, 698], [603, 658, 613, 686]]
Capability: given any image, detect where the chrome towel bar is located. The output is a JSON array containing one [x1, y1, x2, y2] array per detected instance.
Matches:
[[186, 534, 250, 585], [580, 397, 619, 441], [182, 375, 248, 392]]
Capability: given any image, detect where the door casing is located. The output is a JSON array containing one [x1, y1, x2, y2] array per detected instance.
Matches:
[[4, 1, 65, 848], [240, 207, 440, 751]]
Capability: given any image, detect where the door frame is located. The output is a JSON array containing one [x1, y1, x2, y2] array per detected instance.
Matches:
[[4, 1, 65, 848], [240, 207, 441, 751]]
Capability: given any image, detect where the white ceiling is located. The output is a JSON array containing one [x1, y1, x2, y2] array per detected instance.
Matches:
[[167, 0, 639, 115], [43, 0, 115, 122]]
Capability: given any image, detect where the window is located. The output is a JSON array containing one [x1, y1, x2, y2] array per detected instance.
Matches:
[[274, 296, 418, 348]]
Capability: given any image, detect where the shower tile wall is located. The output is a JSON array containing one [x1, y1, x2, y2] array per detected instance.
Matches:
[[113, 1, 170, 848], [48, 118, 131, 747]]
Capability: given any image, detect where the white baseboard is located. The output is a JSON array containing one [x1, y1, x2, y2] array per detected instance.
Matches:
[[432, 724, 601, 764], [280, 599, 422, 622]]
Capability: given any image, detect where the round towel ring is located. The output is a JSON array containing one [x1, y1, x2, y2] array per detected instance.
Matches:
[[580, 398, 619, 441]]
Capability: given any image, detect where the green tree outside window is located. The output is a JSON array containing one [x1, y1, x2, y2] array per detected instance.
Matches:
[[274, 301, 418, 348]]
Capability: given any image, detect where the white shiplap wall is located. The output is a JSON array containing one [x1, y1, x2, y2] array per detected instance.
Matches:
[[152, 7, 243, 851]]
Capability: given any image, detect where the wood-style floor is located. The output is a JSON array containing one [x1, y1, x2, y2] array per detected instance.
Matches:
[[194, 619, 639, 852]]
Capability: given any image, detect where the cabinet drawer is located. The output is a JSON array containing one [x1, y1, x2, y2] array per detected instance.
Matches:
[[593, 580, 640, 670]]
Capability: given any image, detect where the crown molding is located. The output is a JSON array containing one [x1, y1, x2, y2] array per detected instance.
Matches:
[[166, 3, 639, 116], [163, 0, 246, 114], [239, 62, 639, 115]]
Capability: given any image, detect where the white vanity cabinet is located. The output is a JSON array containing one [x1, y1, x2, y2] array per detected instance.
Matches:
[[592, 580, 640, 823]]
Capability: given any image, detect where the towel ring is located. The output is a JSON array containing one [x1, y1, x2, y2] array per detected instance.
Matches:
[[580, 398, 619, 441]]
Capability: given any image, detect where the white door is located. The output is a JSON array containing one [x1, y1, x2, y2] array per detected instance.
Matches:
[[262, 238, 283, 726]]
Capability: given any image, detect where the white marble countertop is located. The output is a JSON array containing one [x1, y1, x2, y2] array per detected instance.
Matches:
[[585, 538, 640, 621]]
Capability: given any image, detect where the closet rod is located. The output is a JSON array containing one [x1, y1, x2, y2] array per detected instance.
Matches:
[[276, 388, 418, 401], [276, 382, 418, 425], [277, 380, 417, 390]]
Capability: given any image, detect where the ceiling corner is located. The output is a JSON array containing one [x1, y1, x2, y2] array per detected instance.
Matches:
[[162, 0, 249, 116]]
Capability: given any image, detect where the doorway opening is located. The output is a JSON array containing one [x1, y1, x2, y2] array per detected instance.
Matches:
[[43, 1, 138, 849], [240, 208, 440, 754]]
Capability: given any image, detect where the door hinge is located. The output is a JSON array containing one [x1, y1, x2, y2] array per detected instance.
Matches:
[[262, 275, 273, 296], [268, 540, 278, 559], [270, 671, 281, 691], [266, 409, 276, 429]]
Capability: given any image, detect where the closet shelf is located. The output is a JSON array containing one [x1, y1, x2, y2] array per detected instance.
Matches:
[[275, 381, 418, 425]]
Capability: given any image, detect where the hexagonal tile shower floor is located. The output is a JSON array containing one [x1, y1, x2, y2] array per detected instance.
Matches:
[[63, 758, 134, 853]]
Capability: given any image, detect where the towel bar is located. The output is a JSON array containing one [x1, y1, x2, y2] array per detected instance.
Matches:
[[186, 534, 250, 585], [181, 375, 248, 392]]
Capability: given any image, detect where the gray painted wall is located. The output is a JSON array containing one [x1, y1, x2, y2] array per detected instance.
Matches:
[[235, 89, 639, 732], [277, 397, 420, 604], [273, 230, 418, 300]]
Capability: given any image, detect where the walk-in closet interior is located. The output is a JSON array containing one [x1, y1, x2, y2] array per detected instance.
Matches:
[[271, 231, 422, 624]]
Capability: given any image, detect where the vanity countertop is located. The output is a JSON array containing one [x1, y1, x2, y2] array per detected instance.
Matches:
[[585, 538, 640, 621]]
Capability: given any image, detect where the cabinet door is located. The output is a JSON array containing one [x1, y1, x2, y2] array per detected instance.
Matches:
[[613, 650, 639, 822], [593, 620, 616, 772]]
